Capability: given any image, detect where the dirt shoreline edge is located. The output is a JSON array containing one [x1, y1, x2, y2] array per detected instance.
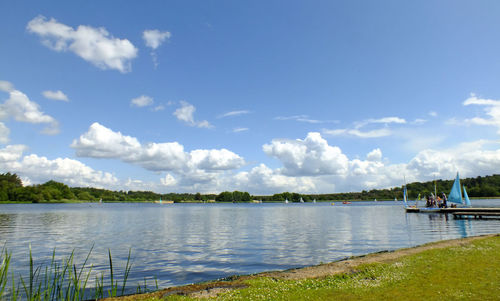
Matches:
[[108, 233, 499, 300]]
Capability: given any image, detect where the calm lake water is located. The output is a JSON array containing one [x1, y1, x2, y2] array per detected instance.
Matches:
[[1, 200, 500, 294]]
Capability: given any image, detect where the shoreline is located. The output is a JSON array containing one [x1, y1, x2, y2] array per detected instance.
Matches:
[[107, 233, 499, 300]]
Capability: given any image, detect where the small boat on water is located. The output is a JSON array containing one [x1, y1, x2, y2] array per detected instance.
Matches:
[[342, 201, 351, 204], [285, 198, 289, 204]]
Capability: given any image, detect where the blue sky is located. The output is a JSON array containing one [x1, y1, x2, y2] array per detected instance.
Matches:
[[2, 1, 500, 194]]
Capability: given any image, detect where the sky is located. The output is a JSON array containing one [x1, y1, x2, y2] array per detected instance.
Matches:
[[2, 1, 500, 195]]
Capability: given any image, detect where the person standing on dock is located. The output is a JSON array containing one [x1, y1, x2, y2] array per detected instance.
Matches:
[[441, 192, 447, 208]]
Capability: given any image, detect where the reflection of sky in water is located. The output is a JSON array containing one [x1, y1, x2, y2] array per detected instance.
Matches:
[[0, 200, 499, 293]]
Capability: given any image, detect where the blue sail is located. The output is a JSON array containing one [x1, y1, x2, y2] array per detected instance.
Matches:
[[448, 172, 463, 204], [403, 186, 408, 207], [463, 185, 471, 207]]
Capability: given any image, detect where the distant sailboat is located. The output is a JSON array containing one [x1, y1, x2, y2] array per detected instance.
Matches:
[[300, 197, 304, 203], [313, 199, 316, 203], [448, 172, 471, 207], [394, 197, 398, 202], [285, 198, 289, 204]]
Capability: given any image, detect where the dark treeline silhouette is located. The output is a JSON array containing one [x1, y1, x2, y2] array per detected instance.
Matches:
[[1, 172, 499, 203]]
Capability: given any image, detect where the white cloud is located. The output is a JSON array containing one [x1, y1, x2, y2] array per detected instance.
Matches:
[[324, 116, 406, 138], [0, 122, 9, 144], [429, 111, 438, 117], [232, 164, 317, 194], [0, 144, 118, 188], [143, 29, 171, 50], [354, 116, 406, 128], [131, 95, 154, 107], [173, 101, 213, 128], [27, 15, 138, 73], [160, 174, 177, 187], [0, 144, 27, 163], [366, 148, 382, 162], [0, 87, 59, 134], [219, 110, 250, 118], [143, 29, 171, 67], [275, 115, 338, 124], [242, 132, 500, 194], [324, 128, 392, 138], [0, 81, 14, 92], [71, 122, 244, 175], [463, 94, 500, 133], [233, 127, 249, 133], [42, 90, 69, 101], [411, 118, 427, 125], [153, 104, 165, 112]]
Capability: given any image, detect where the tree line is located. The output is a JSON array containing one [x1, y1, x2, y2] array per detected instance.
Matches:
[[1, 172, 500, 203]]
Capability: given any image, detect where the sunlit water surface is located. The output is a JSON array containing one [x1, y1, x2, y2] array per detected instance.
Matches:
[[1, 200, 499, 294]]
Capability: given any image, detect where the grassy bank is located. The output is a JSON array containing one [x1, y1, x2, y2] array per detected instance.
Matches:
[[114, 234, 499, 301]]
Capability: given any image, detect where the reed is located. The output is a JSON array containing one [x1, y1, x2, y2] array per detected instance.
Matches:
[[0, 245, 145, 301]]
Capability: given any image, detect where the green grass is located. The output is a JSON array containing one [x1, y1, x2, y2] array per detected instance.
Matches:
[[158, 235, 500, 301]]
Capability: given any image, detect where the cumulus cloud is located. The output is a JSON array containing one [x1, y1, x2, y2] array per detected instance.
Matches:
[[324, 116, 406, 138], [239, 132, 500, 194], [0, 85, 59, 134], [263, 132, 349, 176], [366, 148, 382, 162], [71, 122, 244, 177], [463, 94, 500, 133], [0, 144, 118, 188], [131, 95, 154, 107], [232, 164, 317, 195], [160, 173, 177, 186], [173, 101, 213, 128], [42, 90, 69, 101], [27, 15, 138, 73]]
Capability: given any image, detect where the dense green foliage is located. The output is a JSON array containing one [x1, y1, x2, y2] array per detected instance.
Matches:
[[1, 172, 500, 203]]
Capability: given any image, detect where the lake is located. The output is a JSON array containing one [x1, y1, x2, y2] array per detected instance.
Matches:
[[1, 200, 499, 294]]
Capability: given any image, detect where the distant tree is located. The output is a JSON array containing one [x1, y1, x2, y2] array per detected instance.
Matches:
[[0, 173, 23, 187], [77, 191, 94, 201], [216, 191, 233, 202]]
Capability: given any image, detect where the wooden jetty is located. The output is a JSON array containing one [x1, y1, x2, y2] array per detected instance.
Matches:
[[406, 207, 500, 219]]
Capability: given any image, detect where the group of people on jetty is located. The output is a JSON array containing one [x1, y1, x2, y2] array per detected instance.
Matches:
[[425, 193, 449, 208]]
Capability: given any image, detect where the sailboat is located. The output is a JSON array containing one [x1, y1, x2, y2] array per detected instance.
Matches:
[[300, 197, 304, 203], [285, 198, 289, 204], [448, 172, 471, 207]]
